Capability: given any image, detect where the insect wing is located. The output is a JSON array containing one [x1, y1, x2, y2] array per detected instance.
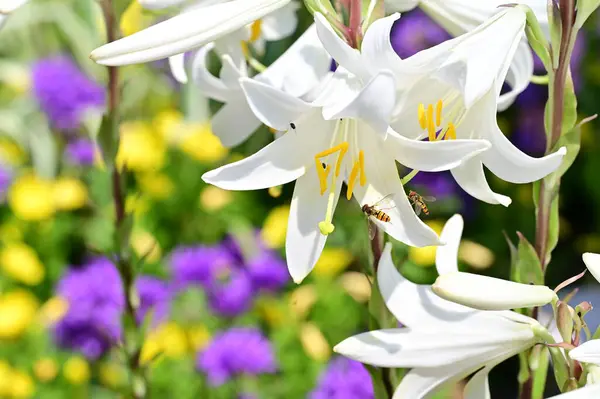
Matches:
[[372, 194, 396, 210], [367, 218, 377, 240], [422, 196, 437, 202], [413, 202, 422, 216]]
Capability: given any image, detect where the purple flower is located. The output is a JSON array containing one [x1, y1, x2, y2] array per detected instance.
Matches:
[[135, 276, 170, 326], [390, 9, 450, 59], [32, 56, 105, 130], [310, 357, 374, 399], [206, 268, 254, 317], [170, 245, 236, 290], [0, 165, 12, 197], [197, 328, 277, 385], [54, 258, 124, 359], [65, 139, 96, 166], [410, 171, 458, 199]]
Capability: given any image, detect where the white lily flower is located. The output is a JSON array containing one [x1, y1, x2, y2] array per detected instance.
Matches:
[[583, 252, 600, 284], [188, 24, 330, 147], [378, 8, 565, 207], [386, 0, 548, 111], [90, 0, 291, 65], [203, 16, 492, 283], [335, 241, 544, 398], [570, 339, 600, 366]]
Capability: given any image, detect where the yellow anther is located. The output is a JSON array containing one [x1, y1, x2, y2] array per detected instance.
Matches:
[[318, 221, 335, 235], [418, 103, 427, 130], [314, 142, 349, 195], [268, 186, 282, 198], [346, 151, 367, 201], [445, 122, 457, 140], [315, 162, 331, 195], [249, 20, 262, 43], [240, 41, 250, 59], [427, 104, 435, 141], [435, 100, 443, 127]]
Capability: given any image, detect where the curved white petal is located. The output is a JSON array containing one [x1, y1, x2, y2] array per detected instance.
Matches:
[[464, 363, 493, 399], [260, 1, 299, 41], [547, 383, 600, 398], [384, 0, 419, 12], [286, 166, 342, 283], [570, 340, 600, 365], [353, 131, 441, 247], [481, 125, 567, 184], [436, 214, 463, 275], [258, 24, 331, 98], [386, 129, 491, 172], [497, 41, 533, 111], [137, 0, 188, 10], [202, 130, 308, 190], [191, 44, 232, 102], [240, 78, 313, 131], [433, 272, 557, 310], [323, 71, 396, 135], [313, 12, 369, 80], [582, 253, 600, 285], [169, 53, 188, 84], [360, 13, 402, 71], [451, 157, 512, 206], [211, 100, 262, 147], [90, 0, 291, 65], [219, 54, 247, 86]]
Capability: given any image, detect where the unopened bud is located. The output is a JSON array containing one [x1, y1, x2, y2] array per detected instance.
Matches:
[[556, 301, 574, 343]]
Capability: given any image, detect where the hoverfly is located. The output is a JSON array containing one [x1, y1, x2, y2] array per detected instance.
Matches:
[[362, 194, 395, 240], [408, 190, 436, 216]]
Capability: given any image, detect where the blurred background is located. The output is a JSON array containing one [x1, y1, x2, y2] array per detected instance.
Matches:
[[0, 1, 599, 398]]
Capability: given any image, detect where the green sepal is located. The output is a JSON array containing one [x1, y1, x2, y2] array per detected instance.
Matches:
[[518, 5, 551, 71], [514, 232, 544, 285], [574, 0, 600, 29]]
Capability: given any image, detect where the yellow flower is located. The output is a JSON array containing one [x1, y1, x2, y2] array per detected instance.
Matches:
[[155, 109, 184, 143], [11, 370, 35, 398], [255, 297, 285, 327], [1, 64, 31, 94], [408, 220, 445, 267], [0, 361, 12, 396], [178, 123, 227, 163], [125, 195, 151, 217], [187, 324, 211, 351], [120, 0, 153, 36], [199, 186, 233, 212], [34, 358, 59, 383], [99, 362, 123, 389], [313, 248, 353, 278], [137, 173, 174, 199], [131, 230, 161, 263], [299, 322, 330, 362], [0, 290, 39, 339], [63, 356, 90, 385], [8, 174, 55, 221], [0, 243, 45, 285], [261, 205, 290, 249], [116, 122, 166, 172], [38, 297, 68, 326], [458, 240, 495, 270], [52, 178, 88, 211], [289, 285, 317, 320], [140, 322, 188, 365], [338, 272, 371, 303]]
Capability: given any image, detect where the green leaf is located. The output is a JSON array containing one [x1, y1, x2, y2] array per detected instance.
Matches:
[[519, 5, 551, 70], [515, 232, 544, 285], [574, 0, 600, 29], [503, 231, 519, 282]]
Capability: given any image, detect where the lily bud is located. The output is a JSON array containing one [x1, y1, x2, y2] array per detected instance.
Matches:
[[556, 301, 574, 343], [433, 272, 557, 311], [583, 253, 600, 284]]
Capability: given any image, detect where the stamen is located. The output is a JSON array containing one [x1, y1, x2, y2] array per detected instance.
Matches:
[[314, 142, 349, 195], [445, 122, 457, 140], [358, 151, 366, 186], [319, 190, 337, 236], [268, 186, 282, 198], [418, 103, 427, 130], [315, 161, 331, 195], [435, 100, 443, 127], [240, 41, 250, 59], [427, 104, 435, 141], [249, 20, 262, 43], [345, 151, 367, 200]]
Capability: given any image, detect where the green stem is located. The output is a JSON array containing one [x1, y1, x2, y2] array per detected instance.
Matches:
[[401, 170, 419, 185]]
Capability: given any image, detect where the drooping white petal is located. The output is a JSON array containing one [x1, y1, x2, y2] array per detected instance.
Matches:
[[497, 41, 533, 111], [260, 1, 299, 41], [582, 253, 600, 284], [191, 44, 232, 102], [90, 0, 291, 65], [169, 53, 188, 83], [436, 214, 463, 275], [353, 130, 441, 247], [322, 71, 396, 135], [360, 13, 402, 72], [547, 384, 600, 398], [463, 363, 493, 399], [386, 129, 491, 172], [202, 130, 308, 190], [219, 54, 246, 87], [257, 24, 331, 98], [240, 78, 313, 131], [286, 166, 342, 283], [211, 100, 262, 147], [433, 272, 557, 310], [313, 12, 369, 80], [451, 157, 512, 207], [569, 339, 600, 365]]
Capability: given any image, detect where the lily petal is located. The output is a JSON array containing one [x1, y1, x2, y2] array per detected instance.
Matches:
[[169, 53, 188, 84], [582, 253, 600, 284], [202, 130, 307, 190], [497, 41, 533, 111], [313, 12, 369, 80], [360, 13, 402, 71], [436, 214, 463, 275], [451, 157, 512, 206], [386, 129, 491, 172], [322, 70, 396, 136], [191, 44, 231, 102], [90, 0, 291, 65], [353, 131, 441, 247], [260, 1, 299, 41], [433, 272, 557, 310], [463, 363, 493, 399], [240, 78, 313, 131], [286, 166, 343, 283], [569, 339, 600, 365], [211, 100, 262, 148], [137, 0, 188, 10]]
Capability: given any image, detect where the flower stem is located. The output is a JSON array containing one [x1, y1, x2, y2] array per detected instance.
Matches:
[[100, 1, 147, 397]]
